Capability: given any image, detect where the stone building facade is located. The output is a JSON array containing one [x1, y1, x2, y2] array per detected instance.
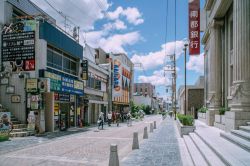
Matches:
[[202, 0, 250, 131]]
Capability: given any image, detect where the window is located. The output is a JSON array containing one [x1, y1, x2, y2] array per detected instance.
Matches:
[[47, 49, 53, 67], [47, 46, 78, 76], [95, 80, 101, 90], [53, 52, 62, 70], [63, 58, 70, 73]]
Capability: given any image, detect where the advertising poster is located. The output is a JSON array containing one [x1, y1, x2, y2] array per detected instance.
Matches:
[[1, 31, 35, 71], [26, 78, 38, 92], [113, 57, 122, 98]]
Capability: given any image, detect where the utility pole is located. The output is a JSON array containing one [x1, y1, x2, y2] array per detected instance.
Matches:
[[183, 43, 188, 115], [164, 54, 176, 119]]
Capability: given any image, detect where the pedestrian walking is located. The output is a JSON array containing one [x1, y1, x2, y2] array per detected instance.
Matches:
[[107, 111, 112, 126], [127, 112, 132, 126], [115, 112, 120, 127], [97, 111, 104, 130], [112, 111, 115, 124]]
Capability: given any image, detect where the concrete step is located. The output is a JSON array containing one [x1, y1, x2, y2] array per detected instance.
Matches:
[[189, 133, 225, 166], [10, 131, 28, 137], [11, 117, 18, 121], [11, 121, 21, 125], [13, 124, 27, 129], [220, 132, 250, 152], [183, 135, 208, 166], [12, 128, 27, 132], [239, 126, 250, 133], [231, 130, 250, 141], [247, 122, 250, 126], [195, 130, 250, 166]]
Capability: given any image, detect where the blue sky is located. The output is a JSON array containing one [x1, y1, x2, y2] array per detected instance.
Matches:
[[32, 0, 205, 100]]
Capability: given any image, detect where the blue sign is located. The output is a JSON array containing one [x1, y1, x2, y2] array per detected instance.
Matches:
[[41, 70, 83, 96], [62, 76, 74, 93]]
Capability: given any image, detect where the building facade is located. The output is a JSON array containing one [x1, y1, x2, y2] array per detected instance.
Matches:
[[111, 53, 134, 117], [202, 0, 250, 130], [178, 76, 204, 118], [83, 44, 109, 124], [0, 0, 84, 133], [134, 83, 155, 97]]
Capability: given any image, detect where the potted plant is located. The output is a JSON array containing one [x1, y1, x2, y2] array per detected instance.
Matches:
[[215, 107, 228, 124], [176, 114, 195, 137], [198, 106, 207, 120]]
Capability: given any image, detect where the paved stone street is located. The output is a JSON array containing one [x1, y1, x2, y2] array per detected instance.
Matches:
[[0, 115, 163, 166], [122, 117, 182, 166]]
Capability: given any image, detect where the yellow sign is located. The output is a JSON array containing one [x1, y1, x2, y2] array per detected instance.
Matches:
[[26, 78, 38, 92]]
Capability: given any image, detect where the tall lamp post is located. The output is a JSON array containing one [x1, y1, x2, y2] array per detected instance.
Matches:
[[183, 42, 188, 115]]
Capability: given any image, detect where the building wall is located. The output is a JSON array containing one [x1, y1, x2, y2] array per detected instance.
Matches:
[[133, 95, 152, 107], [134, 83, 155, 98], [202, 0, 250, 130], [187, 89, 204, 118]]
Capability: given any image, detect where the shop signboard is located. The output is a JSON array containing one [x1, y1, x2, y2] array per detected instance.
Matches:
[[59, 93, 70, 102], [189, 0, 200, 55], [81, 60, 88, 80], [26, 78, 38, 92], [44, 71, 61, 91], [39, 78, 50, 93], [113, 57, 122, 98], [42, 70, 83, 95], [73, 80, 84, 95], [62, 76, 74, 93], [1, 31, 35, 71]]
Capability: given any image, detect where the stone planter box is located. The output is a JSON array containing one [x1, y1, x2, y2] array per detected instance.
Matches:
[[214, 115, 226, 125], [198, 112, 206, 123], [215, 114, 221, 123], [198, 112, 206, 119], [176, 118, 196, 137], [221, 115, 225, 124]]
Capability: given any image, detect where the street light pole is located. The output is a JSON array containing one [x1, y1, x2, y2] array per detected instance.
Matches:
[[183, 43, 188, 115]]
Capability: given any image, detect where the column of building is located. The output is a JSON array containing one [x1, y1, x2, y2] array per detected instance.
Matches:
[[206, 20, 223, 126], [225, 0, 250, 131]]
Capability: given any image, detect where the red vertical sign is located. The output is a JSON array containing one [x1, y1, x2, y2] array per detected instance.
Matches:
[[189, 0, 200, 55]]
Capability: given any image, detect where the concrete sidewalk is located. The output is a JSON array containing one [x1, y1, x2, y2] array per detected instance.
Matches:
[[121, 117, 182, 166]]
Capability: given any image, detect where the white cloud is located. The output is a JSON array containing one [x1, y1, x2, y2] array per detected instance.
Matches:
[[131, 40, 185, 70], [103, 19, 127, 30], [31, 0, 110, 31], [99, 31, 141, 53], [138, 69, 171, 86], [107, 6, 123, 20], [85, 30, 141, 53], [107, 6, 144, 25], [187, 53, 204, 74]]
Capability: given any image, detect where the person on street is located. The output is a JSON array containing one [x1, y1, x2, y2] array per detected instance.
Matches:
[[127, 112, 132, 126], [115, 112, 120, 127], [107, 111, 112, 126], [98, 111, 104, 130], [112, 111, 115, 124]]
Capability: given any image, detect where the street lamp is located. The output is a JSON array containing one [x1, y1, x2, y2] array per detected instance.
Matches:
[[183, 42, 188, 115]]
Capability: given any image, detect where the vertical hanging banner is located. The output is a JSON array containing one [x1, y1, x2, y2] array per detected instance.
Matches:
[[113, 57, 122, 97], [189, 0, 200, 55]]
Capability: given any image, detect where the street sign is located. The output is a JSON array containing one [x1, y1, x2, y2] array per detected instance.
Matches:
[[81, 60, 88, 80]]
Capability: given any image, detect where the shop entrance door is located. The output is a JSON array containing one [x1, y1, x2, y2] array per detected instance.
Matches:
[[59, 103, 70, 131]]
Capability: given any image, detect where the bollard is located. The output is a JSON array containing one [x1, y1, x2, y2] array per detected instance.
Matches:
[[150, 123, 154, 133], [154, 121, 157, 129], [132, 132, 139, 150], [143, 127, 148, 139], [109, 144, 119, 166]]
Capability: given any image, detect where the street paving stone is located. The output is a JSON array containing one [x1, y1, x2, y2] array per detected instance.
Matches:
[[122, 117, 182, 166], [0, 115, 162, 166]]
